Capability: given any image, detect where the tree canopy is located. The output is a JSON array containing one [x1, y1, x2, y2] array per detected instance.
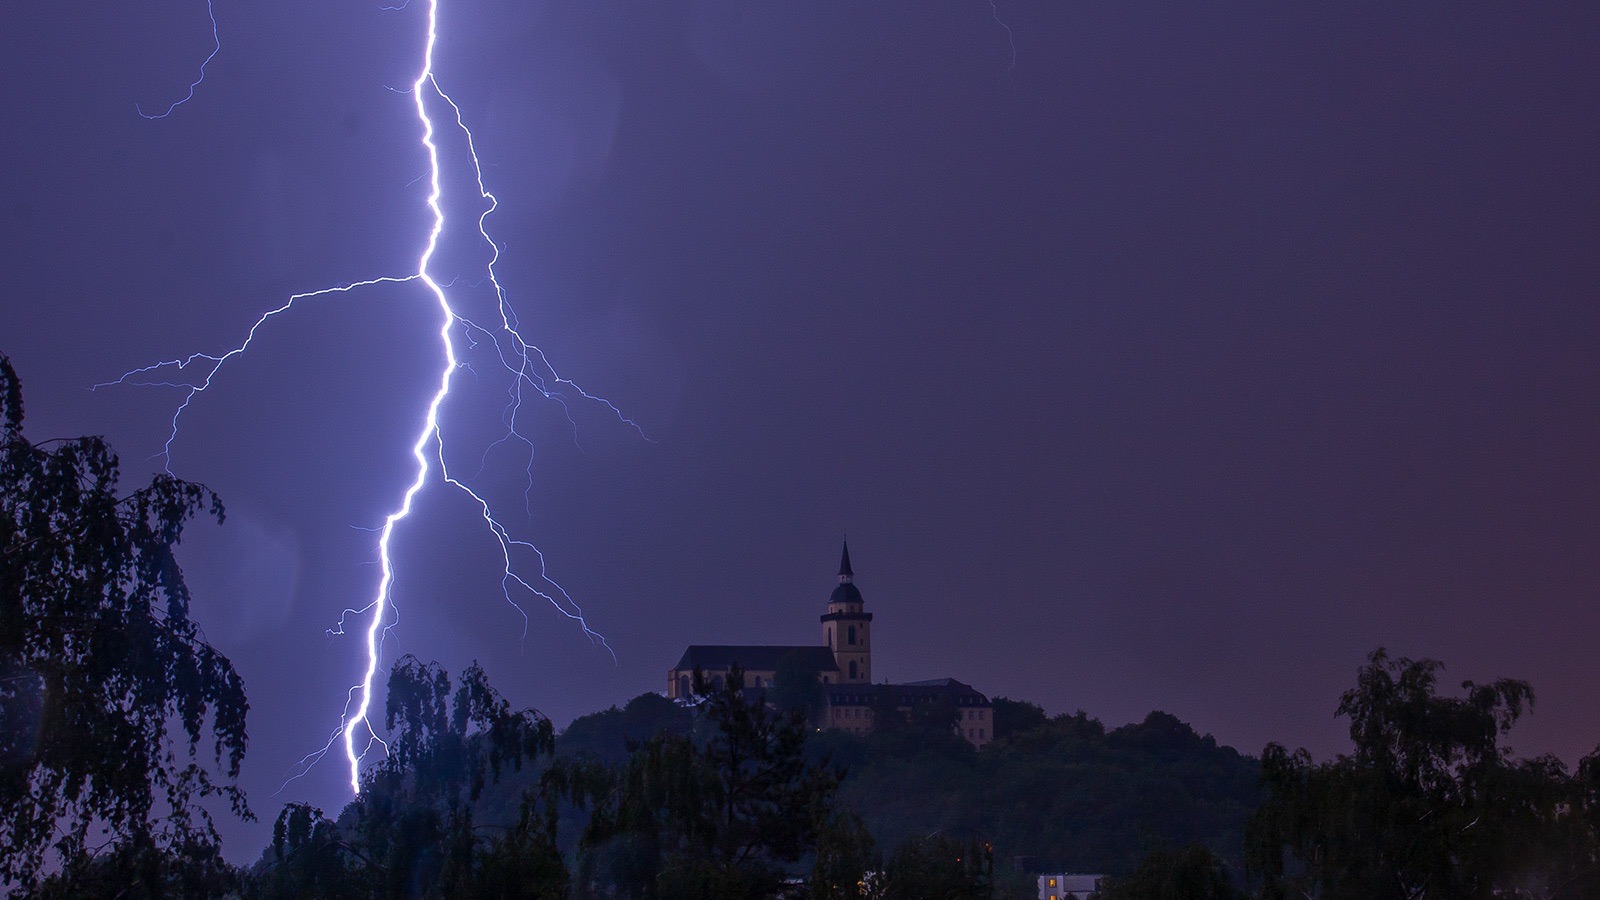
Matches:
[[572, 666, 838, 898], [1247, 648, 1600, 899], [810, 706, 1259, 876], [0, 354, 250, 892], [254, 656, 565, 899]]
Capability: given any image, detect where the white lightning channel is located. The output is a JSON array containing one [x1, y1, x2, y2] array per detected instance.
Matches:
[[139, 0, 221, 119], [108, 0, 628, 794], [337, 0, 618, 792]]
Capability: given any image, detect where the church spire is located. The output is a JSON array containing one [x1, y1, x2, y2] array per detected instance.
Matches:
[[824, 538, 871, 683]]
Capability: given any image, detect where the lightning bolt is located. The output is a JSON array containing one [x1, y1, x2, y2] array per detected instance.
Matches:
[[139, 0, 221, 119], [104, 0, 633, 793], [986, 0, 1017, 84]]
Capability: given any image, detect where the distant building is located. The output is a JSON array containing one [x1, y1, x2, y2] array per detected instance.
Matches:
[[667, 644, 839, 698], [666, 542, 994, 747], [1037, 873, 1102, 900]]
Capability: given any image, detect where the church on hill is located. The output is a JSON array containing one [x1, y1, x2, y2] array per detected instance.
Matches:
[[666, 542, 995, 747]]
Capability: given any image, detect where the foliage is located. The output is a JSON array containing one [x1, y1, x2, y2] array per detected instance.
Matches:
[[344, 681, 1259, 890], [811, 808, 880, 900], [990, 697, 1047, 740], [556, 691, 694, 766], [811, 706, 1258, 875], [28, 837, 240, 899], [251, 656, 565, 898], [0, 354, 249, 891], [250, 802, 362, 898], [1094, 843, 1242, 900], [770, 650, 826, 719], [858, 687, 971, 764], [874, 832, 994, 900], [1245, 648, 1600, 899], [690, 666, 831, 867], [574, 666, 839, 898]]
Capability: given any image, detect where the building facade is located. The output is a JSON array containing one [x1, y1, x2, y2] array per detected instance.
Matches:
[[666, 542, 994, 747], [1037, 873, 1103, 900]]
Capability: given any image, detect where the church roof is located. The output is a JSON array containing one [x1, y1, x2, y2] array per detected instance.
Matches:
[[891, 678, 990, 705], [671, 645, 839, 674], [839, 541, 854, 578], [828, 582, 864, 606]]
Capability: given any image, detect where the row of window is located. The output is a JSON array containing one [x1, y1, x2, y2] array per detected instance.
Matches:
[[828, 625, 864, 647], [673, 672, 770, 695]]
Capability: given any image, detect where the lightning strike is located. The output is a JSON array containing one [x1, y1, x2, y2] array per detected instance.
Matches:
[[987, 0, 1017, 84], [139, 0, 221, 119], [107, 0, 630, 793]]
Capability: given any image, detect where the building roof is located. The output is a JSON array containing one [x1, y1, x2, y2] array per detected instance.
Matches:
[[828, 582, 865, 606], [828, 540, 863, 606], [892, 678, 989, 704], [671, 645, 839, 674]]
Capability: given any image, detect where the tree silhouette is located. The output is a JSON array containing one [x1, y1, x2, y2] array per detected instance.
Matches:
[[575, 666, 838, 898], [0, 354, 249, 891], [1247, 648, 1600, 899], [255, 656, 564, 898]]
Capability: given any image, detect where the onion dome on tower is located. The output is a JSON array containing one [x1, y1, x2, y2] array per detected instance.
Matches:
[[822, 540, 872, 683]]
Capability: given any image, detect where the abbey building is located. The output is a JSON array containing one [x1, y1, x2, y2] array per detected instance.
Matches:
[[666, 542, 995, 747]]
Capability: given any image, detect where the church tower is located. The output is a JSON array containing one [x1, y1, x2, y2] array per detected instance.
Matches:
[[821, 541, 873, 683]]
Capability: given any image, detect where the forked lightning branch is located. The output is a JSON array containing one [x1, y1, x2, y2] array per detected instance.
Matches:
[[106, 0, 634, 793]]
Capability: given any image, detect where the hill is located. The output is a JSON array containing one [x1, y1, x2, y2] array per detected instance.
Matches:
[[535, 693, 1259, 877]]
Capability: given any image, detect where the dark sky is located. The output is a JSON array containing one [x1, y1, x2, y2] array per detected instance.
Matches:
[[5, 1, 1600, 858]]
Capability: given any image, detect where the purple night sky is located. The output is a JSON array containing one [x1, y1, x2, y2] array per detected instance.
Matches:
[[4, 1, 1599, 857]]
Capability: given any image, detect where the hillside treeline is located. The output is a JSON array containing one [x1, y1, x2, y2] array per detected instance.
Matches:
[[11, 354, 1600, 898]]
